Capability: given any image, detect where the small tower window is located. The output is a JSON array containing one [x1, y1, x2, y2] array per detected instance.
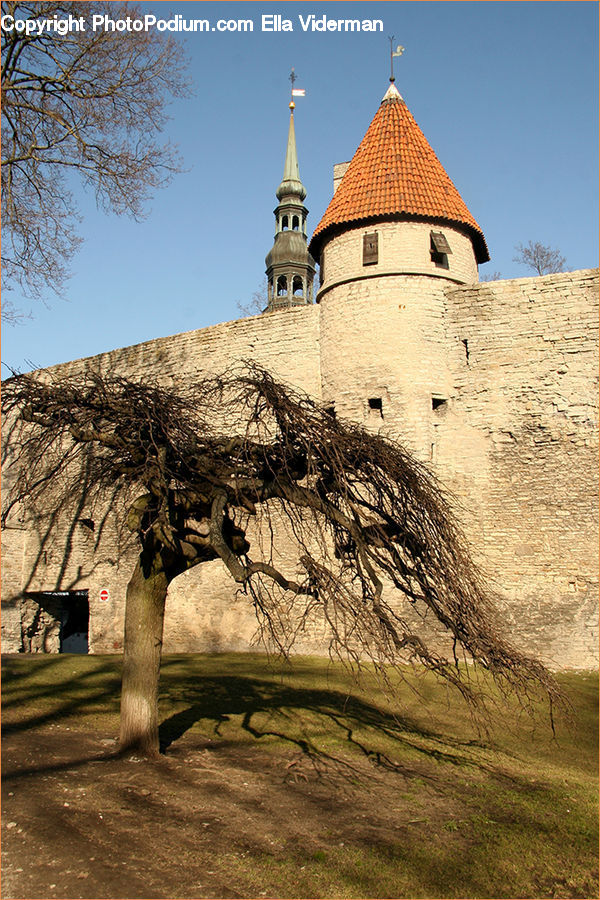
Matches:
[[363, 232, 379, 266], [281, 215, 289, 231], [367, 397, 383, 417], [430, 231, 451, 269], [292, 215, 300, 231], [292, 275, 304, 296], [276, 275, 288, 297]]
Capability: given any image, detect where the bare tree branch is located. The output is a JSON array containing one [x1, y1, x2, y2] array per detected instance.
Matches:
[[513, 241, 567, 276], [2, 363, 563, 754], [1, 1, 189, 316]]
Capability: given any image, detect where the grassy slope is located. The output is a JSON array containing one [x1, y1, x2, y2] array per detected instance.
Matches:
[[2, 653, 598, 899]]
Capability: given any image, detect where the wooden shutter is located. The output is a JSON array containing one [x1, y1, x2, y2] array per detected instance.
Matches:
[[363, 232, 379, 265]]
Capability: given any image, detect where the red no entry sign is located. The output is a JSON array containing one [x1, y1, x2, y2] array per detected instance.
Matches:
[[99, 589, 109, 602]]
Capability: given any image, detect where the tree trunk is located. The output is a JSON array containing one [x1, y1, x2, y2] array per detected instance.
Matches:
[[119, 559, 169, 758]]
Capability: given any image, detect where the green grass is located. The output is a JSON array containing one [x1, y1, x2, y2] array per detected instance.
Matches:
[[2, 653, 598, 898]]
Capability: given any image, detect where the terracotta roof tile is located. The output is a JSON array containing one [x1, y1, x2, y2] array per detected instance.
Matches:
[[309, 87, 489, 262]]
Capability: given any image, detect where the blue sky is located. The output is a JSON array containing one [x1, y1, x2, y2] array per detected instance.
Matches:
[[2, 0, 598, 374]]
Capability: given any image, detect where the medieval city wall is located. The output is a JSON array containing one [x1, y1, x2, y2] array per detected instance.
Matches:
[[1, 306, 323, 654], [440, 269, 599, 667], [2, 269, 598, 668], [0, 525, 26, 652], [316, 266, 598, 667], [48, 303, 322, 389]]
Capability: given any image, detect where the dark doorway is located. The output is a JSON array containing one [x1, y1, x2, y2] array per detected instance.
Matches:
[[22, 591, 89, 654], [60, 592, 90, 653]]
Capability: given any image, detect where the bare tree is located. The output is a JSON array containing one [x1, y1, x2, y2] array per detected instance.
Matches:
[[2, 365, 559, 757], [479, 271, 502, 283], [1, 1, 188, 314], [0, 299, 32, 325], [513, 241, 567, 276], [237, 279, 268, 317]]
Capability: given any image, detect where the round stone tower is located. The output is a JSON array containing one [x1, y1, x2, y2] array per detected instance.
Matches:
[[308, 82, 489, 458], [265, 102, 316, 311]]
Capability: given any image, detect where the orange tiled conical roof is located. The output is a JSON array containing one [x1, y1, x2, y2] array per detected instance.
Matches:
[[309, 84, 489, 263]]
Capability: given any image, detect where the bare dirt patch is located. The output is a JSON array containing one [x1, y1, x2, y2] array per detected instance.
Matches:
[[2, 657, 597, 899], [2, 723, 461, 899]]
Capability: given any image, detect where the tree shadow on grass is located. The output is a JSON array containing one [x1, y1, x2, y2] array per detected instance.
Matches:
[[1, 655, 121, 736], [1, 655, 550, 788], [157, 674, 510, 782]]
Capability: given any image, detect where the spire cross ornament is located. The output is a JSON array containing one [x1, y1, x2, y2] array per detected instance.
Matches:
[[389, 37, 404, 83]]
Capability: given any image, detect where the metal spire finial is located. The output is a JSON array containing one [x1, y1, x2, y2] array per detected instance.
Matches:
[[389, 37, 404, 83], [288, 67, 306, 110]]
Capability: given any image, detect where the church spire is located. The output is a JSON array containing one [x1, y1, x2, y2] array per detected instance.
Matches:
[[276, 106, 306, 202], [265, 85, 315, 312]]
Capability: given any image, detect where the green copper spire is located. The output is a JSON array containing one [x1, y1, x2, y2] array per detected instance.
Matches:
[[265, 96, 315, 312], [276, 104, 306, 202]]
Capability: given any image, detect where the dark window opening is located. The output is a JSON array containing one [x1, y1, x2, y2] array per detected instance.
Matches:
[[462, 339, 470, 364], [324, 404, 336, 419], [430, 231, 451, 269], [431, 250, 449, 269], [292, 215, 300, 231], [276, 275, 288, 297], [78, 518, 95, 531], [281, 215, 289, 231], [363, 232, 379, 265], [368, 397, 383, 417], [432, 397, 447, 411], [292, 276, 304, 296]]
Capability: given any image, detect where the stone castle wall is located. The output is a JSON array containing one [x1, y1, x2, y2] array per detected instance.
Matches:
[[2, 269, 598, 668], [440, 269, 599, 667], [1, 307, 323, 654]]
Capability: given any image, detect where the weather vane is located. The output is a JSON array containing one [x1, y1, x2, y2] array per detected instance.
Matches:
[[389, 37, 404, 83], [288, 67, 305, 108]]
